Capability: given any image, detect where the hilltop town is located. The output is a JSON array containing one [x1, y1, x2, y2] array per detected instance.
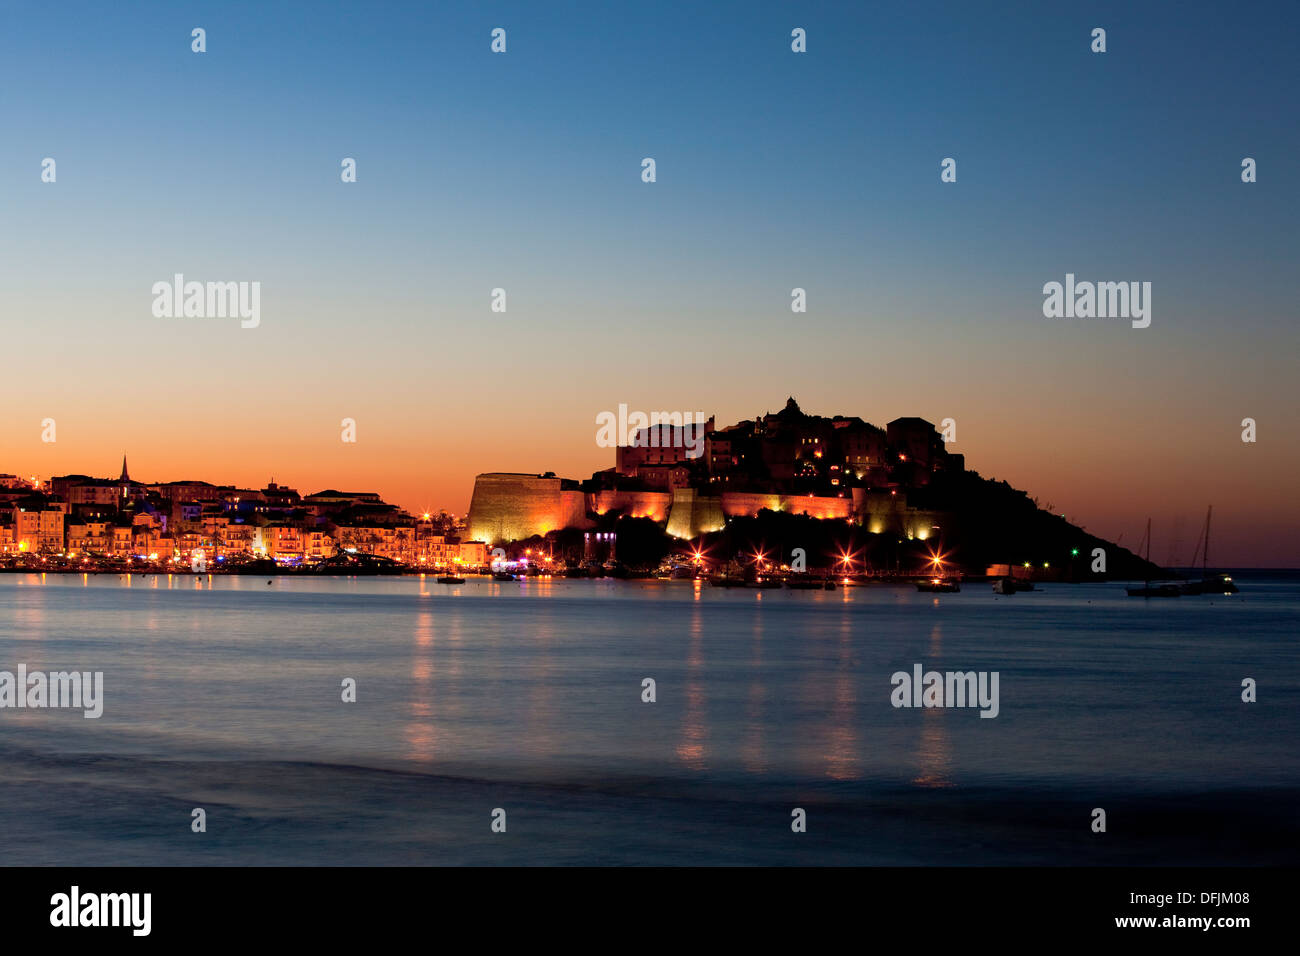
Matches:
[[468, 398, 963, 545], [464, 397, 1154, 578]]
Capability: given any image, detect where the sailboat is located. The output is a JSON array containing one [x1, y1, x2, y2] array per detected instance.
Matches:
[[1126, 518, 1180, 597], [1180, 506, 1238, 595]]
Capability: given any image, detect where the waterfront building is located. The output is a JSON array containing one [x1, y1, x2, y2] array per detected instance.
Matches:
[[4, 494, 67, 552]]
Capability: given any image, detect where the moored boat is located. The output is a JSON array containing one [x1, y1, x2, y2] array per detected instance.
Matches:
[[312, 552, 404, 575], [785, 576, 824, 590], [1179, 508, 1239, 594], [1126, 583, 1181, 597], [1126, 518, 1179, 597], [992, 577, 1036, 594], [916, 577, 960, 593], [709, 575, 746, 588], [1181, 572, 1237, 595]]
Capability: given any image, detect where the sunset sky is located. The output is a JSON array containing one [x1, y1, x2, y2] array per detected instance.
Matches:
[[2, 1, 1297, 565]]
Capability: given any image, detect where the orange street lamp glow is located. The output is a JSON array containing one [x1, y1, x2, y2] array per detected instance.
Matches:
[[926, 545, 951, 571]]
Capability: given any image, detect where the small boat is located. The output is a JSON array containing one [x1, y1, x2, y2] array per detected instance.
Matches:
[[492, 571, 516, 581], [747, 577, 783, 589], [823, 579, 836, 590], [786, 577, 824, 590], [311, 552, 405, 575], [1126, 583, 1181, 598], [1181, 572, 1237, 595], [916, 577, 960, 593], [437, 575, 465, 584], [992, 577, 1036, 594], [709, 575, 746, 588], [1179, 508, 1239, 594], [227, 557, 279, 575]]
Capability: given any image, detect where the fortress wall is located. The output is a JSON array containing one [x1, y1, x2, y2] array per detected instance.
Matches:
[[663, 491, 854, 540], [467, 474, 566, 545], [719, 492, 781, 517], [855, 489, 909, 534], [587, 490, 671, 522], [776, 494, 853, 521], [468, 473, 936, 546], [902, 510, 944, 541], [665, 489, 726, 539], [852, 489, 944, 539], [560, 490, 594, 531], [717, 492, 852, 521]]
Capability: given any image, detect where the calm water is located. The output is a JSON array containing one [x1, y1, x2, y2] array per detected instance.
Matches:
[[1, 572, 1296, 865]]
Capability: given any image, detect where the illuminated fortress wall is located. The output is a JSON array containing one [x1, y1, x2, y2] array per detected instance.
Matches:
[[719, 493, 853, 522], [666, 491, 850, 539], [665, 489, 726, 539], [559, 490, 590, 530], [467, 474, 594, 544], [853, 489, 943, 540], [469, 474, 939, 545], [467, 474, 566, 545], [588, 490, 671, 522]]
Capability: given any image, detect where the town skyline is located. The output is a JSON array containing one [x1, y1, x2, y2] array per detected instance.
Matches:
[[5, 393, 1294, 567]]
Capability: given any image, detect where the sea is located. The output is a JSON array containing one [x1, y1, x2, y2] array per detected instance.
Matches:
[[1, 571, 1296, 866]]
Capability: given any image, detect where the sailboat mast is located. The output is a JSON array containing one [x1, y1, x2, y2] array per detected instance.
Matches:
[[1204, 506, 1212, 574]]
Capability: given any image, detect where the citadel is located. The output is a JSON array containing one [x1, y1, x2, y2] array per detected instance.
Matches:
[[467, 397, 964, 546]]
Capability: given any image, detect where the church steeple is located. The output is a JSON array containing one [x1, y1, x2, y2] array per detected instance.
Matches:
[[119, 454, 132, 503]]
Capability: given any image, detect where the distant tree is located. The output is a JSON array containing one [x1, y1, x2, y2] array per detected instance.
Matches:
[[614, 516, 673, 569]]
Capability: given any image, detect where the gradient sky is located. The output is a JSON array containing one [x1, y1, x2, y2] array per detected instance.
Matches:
[[2, 0, 1297, 565]]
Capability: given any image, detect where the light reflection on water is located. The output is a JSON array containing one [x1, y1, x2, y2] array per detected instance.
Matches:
[[913, 625, 953, 789], [676, 604, 708, 771], [0, 573, 1295, 794], [1, 573, 1298, 864]]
